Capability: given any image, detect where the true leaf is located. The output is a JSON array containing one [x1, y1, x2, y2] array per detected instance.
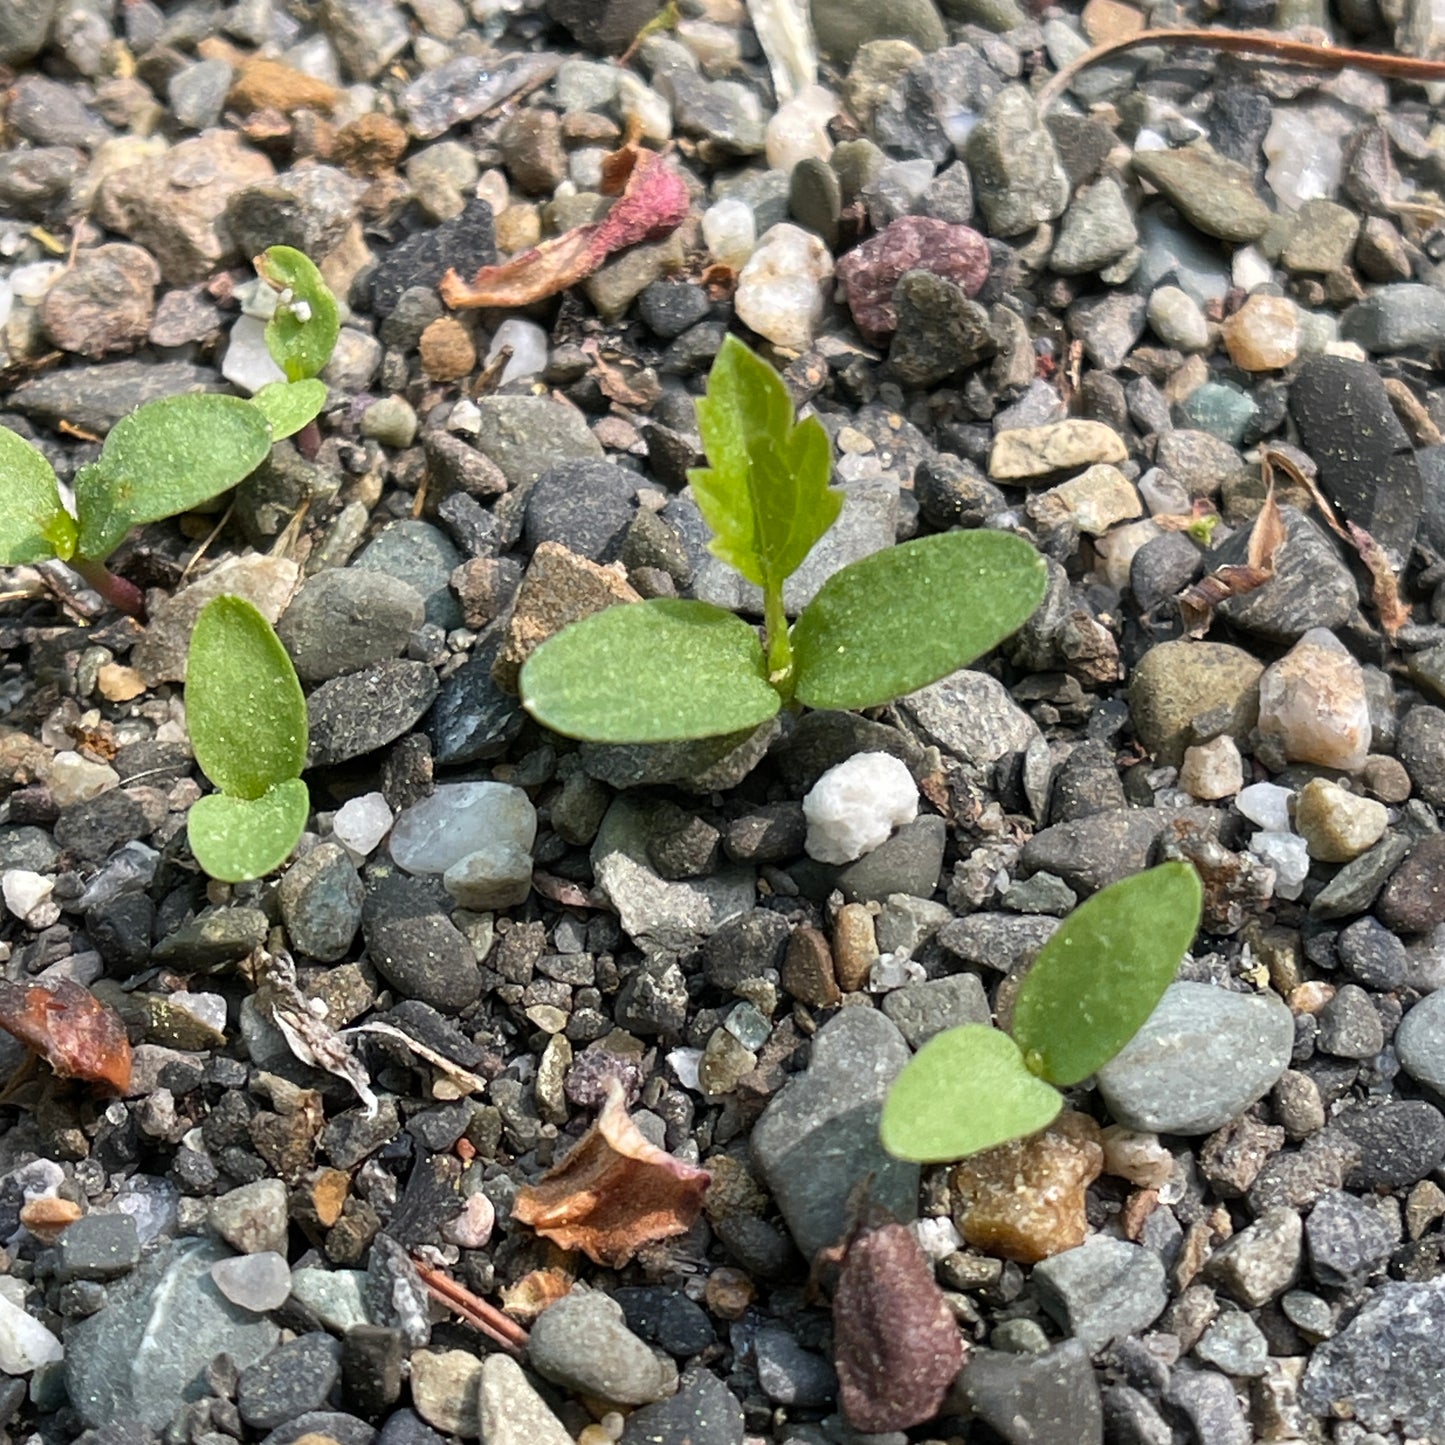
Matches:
[[880, 1025, 1062, 1164], [688, 334, 840, 593], [519, 598, 780, 743], [791, 531, 1047, 711], [187, 779, 310, 884], [251, 379, 327, 440], [187, 595, 308, 799], [0, 426, 77, 564], [74, 394, 273, 561], [1011, 860, 1203, 1087], [256, 245, 341, 382]]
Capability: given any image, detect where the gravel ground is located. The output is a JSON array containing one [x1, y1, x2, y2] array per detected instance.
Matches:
[[3, 0, 1445, 1442]]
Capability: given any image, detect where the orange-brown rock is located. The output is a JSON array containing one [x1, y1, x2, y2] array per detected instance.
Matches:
[[331, 113, 409, 178], [228, 57, 340, 115], [951, 1111, 1103, 1263], [419, 317, 476, 382]]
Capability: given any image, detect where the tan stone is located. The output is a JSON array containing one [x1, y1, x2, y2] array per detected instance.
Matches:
[[409, 1349, 482, 1437], [97, 663, 146, 702], [951, 1110, 1104, 1264], [1221, 294, 1300, 371], [1030, 463, 1141, 535], [1179, 735, 1245, 801], [1082, 0, 1146, 43], [989, 419, 1128, 481], [1294, 777, 1388, 863], [781, 925, 841, 1008], [419, 317, 476, 382], [492, 542, 640, 694], [1256, 627, 1371, 771], [228, 57, 340, 115], [831, 902, 878, 992]]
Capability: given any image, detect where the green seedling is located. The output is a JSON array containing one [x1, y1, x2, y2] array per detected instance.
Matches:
[[0, 247, 339, 617], [520, 336, 1049, 743], [185, 595, 310, 884], [881, 861, 1203, 1162]]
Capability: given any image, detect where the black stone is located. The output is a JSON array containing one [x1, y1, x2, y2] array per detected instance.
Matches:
[[1331, 1100, 1445, 1189], [307, 661, 440, 767], [368, 200, 496, 317], [57, 1213, 140, 1282], [86, 891, 154, 975], [637, 280, 711, 340], [701, 909, 790, 991], [619, 1364, 744, 1445], [54, 791, 151, 865], [1335, 916, 1408, 989], [914, 452, 1006, 530], [523, 459, 639, 561], [424, 634, 523, 766], [1130, 530, 1203, 613], [362, 873, 481, 1013], [342, 1327, 404, 1416], [1289, 356, 1422, 562], [238, 1334, 344, 1430]]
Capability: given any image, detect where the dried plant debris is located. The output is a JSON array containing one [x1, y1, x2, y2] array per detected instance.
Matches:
[[1177, 486, 1286, 638], [440, 144, 689, 309], [831, 1215, 966, 1433], [0, 979, 132, 1094], [512, 1077, 711, 1267]]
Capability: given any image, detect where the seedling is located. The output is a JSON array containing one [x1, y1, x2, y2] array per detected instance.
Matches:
[[185, 595, 310, 883], [519, 337, 1049, 742], [881, 861, 1203, 1162], [0, 246, 339, 616]]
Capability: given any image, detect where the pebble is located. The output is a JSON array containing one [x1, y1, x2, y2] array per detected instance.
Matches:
[[470, 395, 604, 489], [1398, 705, 1445, 807], [1256, 628, 1371, 772], [210, 1179, 289, 1256], [1049, 177, 1137, 274], [1306, 1189, 1396, 1288], [1300, 1279, 1445, 1438], [618, 1364, 745, 1445], [951, 1112, 1103, 1264], [389, 782, 536, 877], [306, 662, 440, 768], [210, 1252, 293, 1314], [734, 222, 834, 350], [1095, 982, 1294, 1134], [41, 244, 158, 359], [1147, 284, 1210, 351], [360, 873, 481, 1012], [528, 1292, 675, 1406], [989, 419, 1127, 480], [360, 397, 419, 449], [354, 520, 463, 631], [1316, 982, 1384, 1060], [409, 1350, 481, 1436], [475, 1354, 572, 1445], [278, 842, 364, 962], [1221, 294, 1299, 371], [1131, 144, 1272, 242], [956, 1341, 1100, 1445], [277, 570, 426, 684], [524, 461, 638, 563], [836, 216, 989, 338], [811, 0, 946, 59], [802, 752, 918, 864], [1292, 779, 1385, 865], [1179, 736, 1244, 801], [751, 1007, 917, 1260], [333, 794, 393, 858], [1127, 640, 1262, 768], [1032, 1237, 1168, 1354], [1203, 1207, 1302, 1308], [1194, 1310, 1269, 1377], [1341, 282, 1445, 352], [238, 1334, 344, 1430], [1332, 1100, 1445, 1190], [966, 86, 1069, 237], [65, 1237, 279, 1429]]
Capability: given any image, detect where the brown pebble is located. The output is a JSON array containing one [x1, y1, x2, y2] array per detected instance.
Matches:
[[42, 244, 159, 359], [950, 1110, 1103, 1264], [1378, 832, 1445, 934], [96, 663, 146, 703], [781, 925, 841, 1009], [332, 113, 408, 178], [831, 903, 878, 993], [228, 57, 339, 116], [705, 1266, 755, 1319], [1362, 753, 1412, 804], [19, 1196, 82, 1242], [419, 317, 476, 382]]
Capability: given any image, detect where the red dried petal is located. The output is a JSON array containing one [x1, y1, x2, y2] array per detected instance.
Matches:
[[0, 980, 133, 1094], [836, 218, 991, 340], [512, 1078, 711, 1267], [440, 147, 689, 310], [833, 1221, 965, 1433]]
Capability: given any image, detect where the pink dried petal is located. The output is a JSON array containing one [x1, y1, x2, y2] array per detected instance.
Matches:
[[837, 217, 991, 340]]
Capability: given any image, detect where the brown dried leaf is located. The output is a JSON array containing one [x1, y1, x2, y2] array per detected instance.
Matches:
[[833, 1219, 966, 1433], [1176, 487, 1285, 638], [0, 979, 132, 1094], [440, 146, 689, 309], [511, 1077, 711, 1267]]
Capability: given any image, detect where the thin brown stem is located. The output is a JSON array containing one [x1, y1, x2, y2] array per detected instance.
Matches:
[[1037, 26, 1445, 111], [411, 1258, 531, 1357]]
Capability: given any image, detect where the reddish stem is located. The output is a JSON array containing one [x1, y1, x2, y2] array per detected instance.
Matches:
[[70, 557, 147, 621]]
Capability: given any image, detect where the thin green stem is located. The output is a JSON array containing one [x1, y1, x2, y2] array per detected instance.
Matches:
[[764, 581, 793, 700]]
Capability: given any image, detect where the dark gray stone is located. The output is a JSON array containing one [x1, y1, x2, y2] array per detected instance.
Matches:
[[1330, 1100, 1445, 1189], [368, 200, 496, 316], [306, 662, 440, 767], [9, 360, 224, 437], [354, 520, 463, 631], [955, 1340, 1102, 1445], [58, 1213, 141, 1282], [1306, 1189, 1397, 1288], [361, 872, 480, 1012], [238, 1334, 344, 1430], [523, 460, 639, 562], [1032, 1238, 1168, 1354], [278, 570, 425, 683], [619, 1364, 743, 1445]]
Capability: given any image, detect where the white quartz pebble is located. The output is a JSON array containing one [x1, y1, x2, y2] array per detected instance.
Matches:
[[803, 752, 918, 864]]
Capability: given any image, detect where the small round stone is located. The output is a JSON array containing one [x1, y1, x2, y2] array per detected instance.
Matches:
[[360, 395, 419, 448], [418, 317, 476, 381], [1221, 294, 1300, 371]]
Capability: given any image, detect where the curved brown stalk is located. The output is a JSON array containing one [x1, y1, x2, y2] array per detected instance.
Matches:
[[1037, 26, 1445, 111]]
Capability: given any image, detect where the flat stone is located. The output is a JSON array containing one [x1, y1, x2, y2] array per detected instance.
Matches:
[[751, 1007, 918, 1260], [277, 569, 425, 683], [1018, 808, 1174, 896], [238, 1334, 344, 1430], [1096, 982, 1294, 1134], [368, 199, 496, 316], [389, 781, 536, 876], [361, 872, 480, 1012], [9, 359, 227, 439], [65, 1237, 280, 1429], [618, 1363, 745, 1445], [528, 1292, 675, 1406], [1032, 1236, 1168, 1354], [899, 669, 1041, 774], [990, 419, 1127, 481], [476, 1354, 573, 1445], [1131, 144, 1273, 242], [955, 1341, 1102, 1445], [1340, 282, 1445, 352], [1379, 834, 1445, 934], [306, 662, 440, 767], [966, 86, 1070, 237]]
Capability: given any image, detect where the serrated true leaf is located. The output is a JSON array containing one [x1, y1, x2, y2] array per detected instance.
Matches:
[[187, 779, 310, 883], [256, 246, 341, 381], [688, 334, 840, 592], [187, 595, 307, 799], [1011, 861, 1203, 1087], [791, 531, 1047, 711], [251, 378, 327, 440], [73, 394, 273, 561], [880, 1025, 1062, 1163], [0, 426, 77, 564], [519, 598, 780, 743]]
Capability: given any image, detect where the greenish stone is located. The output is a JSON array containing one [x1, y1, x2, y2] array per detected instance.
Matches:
[[1131, 144, 1273, 242], [1174, 381, 1260, 446], [811, 0, 946, 62]]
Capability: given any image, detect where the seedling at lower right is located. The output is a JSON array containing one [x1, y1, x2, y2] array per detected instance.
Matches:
[[881, 861, 1203, 1163]]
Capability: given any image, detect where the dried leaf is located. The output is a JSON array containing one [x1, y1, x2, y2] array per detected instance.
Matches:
[[1263, 444, 1412, 640], [342, 1020, 488, 1101], [833, 1219, 966, 1433], [499, 1268, 575, 1322], [0, 979, 132, 1093], [1177, 487, 1285, 638], [512, 1077, 711, 1267], [256, 948, 378, 1117], [441, 146, 689, 309]]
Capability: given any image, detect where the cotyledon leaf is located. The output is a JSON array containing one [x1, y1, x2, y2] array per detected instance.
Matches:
[[187, 779, 310, 884], [0, 425, 76, 564]]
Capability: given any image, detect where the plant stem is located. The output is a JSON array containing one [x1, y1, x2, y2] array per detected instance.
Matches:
[[70, 557, 146, 620], [764, 581, 793, 698]]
